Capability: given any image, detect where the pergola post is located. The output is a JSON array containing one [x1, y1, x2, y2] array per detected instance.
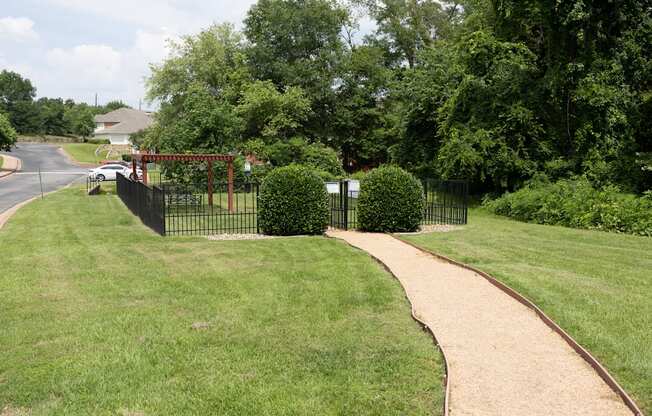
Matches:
[[142, 161, 148, 185], [207, 161, 213, 206], [134, 154, 234, 208], [227, 160, 234, 213], [131, 159, 137, 181]]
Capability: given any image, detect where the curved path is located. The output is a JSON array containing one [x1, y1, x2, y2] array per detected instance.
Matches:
[[328, 230, 634, 416], [0, 143, 85, 213]]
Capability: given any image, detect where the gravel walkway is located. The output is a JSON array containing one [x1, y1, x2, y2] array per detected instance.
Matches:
[[327, 230, 633, 416]]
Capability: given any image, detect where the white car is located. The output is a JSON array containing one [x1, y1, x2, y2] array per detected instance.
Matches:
[[88, 164, 143, 181]]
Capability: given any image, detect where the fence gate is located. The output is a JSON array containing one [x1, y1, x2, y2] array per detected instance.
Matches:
[[327, 178, 468, 230], [329, 180, 348, 230]]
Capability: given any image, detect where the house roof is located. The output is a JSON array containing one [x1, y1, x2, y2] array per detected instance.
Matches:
[[94, 108, 153, 135]]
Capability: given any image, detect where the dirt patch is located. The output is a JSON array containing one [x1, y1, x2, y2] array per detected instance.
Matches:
[[396, 224, 463, 235], [1, 406, 31, 416], [206, 233, 275, 241], [119, 409, 145, 416]]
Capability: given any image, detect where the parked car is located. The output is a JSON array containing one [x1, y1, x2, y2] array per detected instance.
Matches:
[[123, 166, 144, 181], [88, 164, 143, 181], [88, 164, 128, 181]]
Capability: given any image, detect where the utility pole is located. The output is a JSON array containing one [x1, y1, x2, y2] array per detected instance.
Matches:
[[95, 93, 98, 108], [139, 99, 142, 111]]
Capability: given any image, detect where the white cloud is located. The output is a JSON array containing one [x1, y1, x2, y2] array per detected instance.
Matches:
[[0, 16, 39, 42], [46, 44, 122, 86], [46, 0, 257, 32]]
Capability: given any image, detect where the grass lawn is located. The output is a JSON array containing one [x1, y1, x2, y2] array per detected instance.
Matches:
[[401, 208, 652, 413], [61, 143, 102, 164], [0, 188, 444, 415], [0, 155, 4, 169]]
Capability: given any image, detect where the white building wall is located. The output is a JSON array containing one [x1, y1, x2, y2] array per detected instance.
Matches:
[[95, 134, 130, 145]]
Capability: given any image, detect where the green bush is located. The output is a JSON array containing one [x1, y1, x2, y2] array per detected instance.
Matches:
[[357, 166, 425, 232], [121, 154, 133, 162], [258, 165, 329, 236], [484, 178, 652, 236], [84, 138, 111, 145]]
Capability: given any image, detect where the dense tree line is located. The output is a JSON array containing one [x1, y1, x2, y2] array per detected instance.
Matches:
[[0, 69, 129, 146], [144, 0, 651, 193]]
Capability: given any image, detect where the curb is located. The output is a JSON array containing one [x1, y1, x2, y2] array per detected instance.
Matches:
[[0, 154, 22, 179], [393, 235, 644, 416], [326, 233, 451, 416], [0, 181, 79, 230]]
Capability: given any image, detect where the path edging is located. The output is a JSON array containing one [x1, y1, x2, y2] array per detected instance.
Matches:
[[327, 233, 451, 416], [394, 235, 644, 416]]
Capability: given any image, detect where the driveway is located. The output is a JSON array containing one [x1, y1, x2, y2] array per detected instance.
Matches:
[[0, 143, 86, 214]]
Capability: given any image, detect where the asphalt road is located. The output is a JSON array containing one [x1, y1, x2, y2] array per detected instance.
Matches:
[[0, 143, 86, 213]]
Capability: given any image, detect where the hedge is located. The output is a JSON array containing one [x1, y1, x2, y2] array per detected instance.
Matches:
[[357, 166, 425, 232], [258, 165, 329, 236], [484, 177, 652, 236]]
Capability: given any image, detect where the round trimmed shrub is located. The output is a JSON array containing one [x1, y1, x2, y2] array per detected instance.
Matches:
[[357, 166, 425, 232], [258, 165, 329, 236]]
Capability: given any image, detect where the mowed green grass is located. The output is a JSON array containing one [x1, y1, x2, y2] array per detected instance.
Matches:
[[61, 143, 102, 164], [402, 209, 652, 413], [0, 188, 444, 415]]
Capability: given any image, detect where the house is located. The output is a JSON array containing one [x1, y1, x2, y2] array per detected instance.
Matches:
[[93, 108, 153, 145]]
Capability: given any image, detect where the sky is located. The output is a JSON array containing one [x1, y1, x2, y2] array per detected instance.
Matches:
[[0, 0, 280, 109]]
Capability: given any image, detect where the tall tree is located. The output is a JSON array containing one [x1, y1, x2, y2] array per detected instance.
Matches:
[[103, 100, 129, 112], [244, 0, 349, 139], [0, 70, 40, 133], [356, 0, 462, 67], [0, 112, 17, 151]]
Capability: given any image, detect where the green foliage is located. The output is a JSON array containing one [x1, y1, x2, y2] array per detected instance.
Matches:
[[84, 138, 110, 145], [36, 98, 68, 136], [103, 100, 129, 112], [121, 154, 133, 162], [236, 80, 312, 141], [64, 104, 95, 137], [0, 112, 18, 151], [356, 0, 459, 67], [485, 178, 652, 236], [258, 165, 329, 235], [357, 165, 424, 232], [0, 70, 40, 134], [264, 137, 344, 176]]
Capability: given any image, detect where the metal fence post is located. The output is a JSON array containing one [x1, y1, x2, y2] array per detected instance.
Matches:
[[342, 180, 349, 230]]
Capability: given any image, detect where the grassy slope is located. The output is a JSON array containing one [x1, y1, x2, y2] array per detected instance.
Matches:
[[61, 143, 102, 164], [402, 208, 652, 413], [0, 188, 444, 415]]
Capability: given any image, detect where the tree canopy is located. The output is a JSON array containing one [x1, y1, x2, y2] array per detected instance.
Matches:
[[139, 0, 651, 193]]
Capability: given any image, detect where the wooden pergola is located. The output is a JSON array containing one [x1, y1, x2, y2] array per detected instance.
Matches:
[[132, 153, 236, 211]]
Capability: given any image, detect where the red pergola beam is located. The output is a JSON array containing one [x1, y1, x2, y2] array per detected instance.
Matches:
[[134, 154, 235, 162], [133, 153, 235, 211]]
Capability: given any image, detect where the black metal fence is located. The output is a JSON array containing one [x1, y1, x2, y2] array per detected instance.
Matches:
[[86, 176, 101, 195], [329, 180, 358, 230], [422, 179, 468, 225], [328, 178, 468, 231], [162, 180, 259, 236], [116, 173, 467, 236], [116, 173, 166, 235]]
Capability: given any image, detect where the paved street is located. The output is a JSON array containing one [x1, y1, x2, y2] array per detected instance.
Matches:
[[0, 143, 86, 213]]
